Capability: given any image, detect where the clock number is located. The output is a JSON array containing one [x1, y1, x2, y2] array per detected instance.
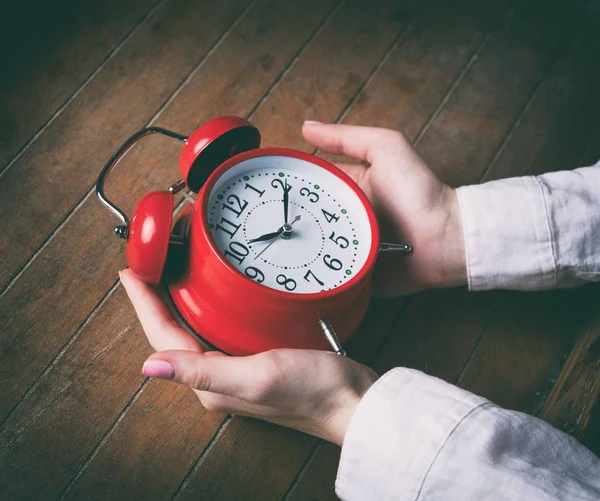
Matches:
[[321, 209, 339, 224], [323, 254, 343, 271], [244, 266, 265, 283], [245, 183, 265, 197], [276, 274, 297, 291], [303, 269, 324, 287], [215, 217, 241, 239], [299, 187, 319, 203], [271, 178, 292, 191], [328, 231, 349, 249], [223, 194, 248, 217], [224, 241, 249, 265]]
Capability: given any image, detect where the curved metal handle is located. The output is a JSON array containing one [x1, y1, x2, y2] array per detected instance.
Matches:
[[96, 126, 188, 239]]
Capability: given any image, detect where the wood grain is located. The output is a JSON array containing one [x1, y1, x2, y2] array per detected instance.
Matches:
[[482, 15, 600, 182], [176, 419, 316, 501], [416, 0, 582, 187], [248, 0, 420, 151], [0, 288, 152, 500], [0, 0, 338, 499], [0, 0, 250, 291], [538, 291, 600, 456], [0, 0, 158, 169], [0, 0, 257, 425], [1, 0, 598, 500], [457, 290, 594, 413]]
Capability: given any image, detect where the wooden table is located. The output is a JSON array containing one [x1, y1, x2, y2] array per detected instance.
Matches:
[[1, 0, 599, 499]]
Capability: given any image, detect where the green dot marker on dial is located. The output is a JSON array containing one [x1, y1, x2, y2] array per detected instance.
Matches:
[[353, 239, 359, 245], [278, 172, 284, 177], [341, 209, 347, 214], [345, 269, 352, 275], [243, 175, 249, 181], [314, 184, 320, 190]]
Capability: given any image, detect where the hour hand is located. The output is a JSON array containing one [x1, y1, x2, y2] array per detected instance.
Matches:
[[248, 228, 283, 244]]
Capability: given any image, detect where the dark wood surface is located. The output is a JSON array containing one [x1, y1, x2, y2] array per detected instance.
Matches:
[[1, 1, 599, 499]]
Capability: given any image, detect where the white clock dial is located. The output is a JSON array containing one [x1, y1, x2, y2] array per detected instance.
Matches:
[[207, 154, 372, 294]]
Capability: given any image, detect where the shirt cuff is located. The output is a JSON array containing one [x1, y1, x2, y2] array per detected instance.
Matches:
[[335, 368, 487, 501], [456, 176, 556, 291]]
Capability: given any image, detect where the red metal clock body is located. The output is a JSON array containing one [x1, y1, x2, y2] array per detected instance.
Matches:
[[96, 116, 409, 357], [167, 146, 379, 356]]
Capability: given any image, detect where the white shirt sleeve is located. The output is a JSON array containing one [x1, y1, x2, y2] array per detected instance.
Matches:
[[455, 162, 600, 291], [336, 162, 600, 500], [336, 368, 600, 501]]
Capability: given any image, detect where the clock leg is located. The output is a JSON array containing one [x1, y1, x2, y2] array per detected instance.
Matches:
[[378, 242, 413, 253], [318, 318, 346, 357]]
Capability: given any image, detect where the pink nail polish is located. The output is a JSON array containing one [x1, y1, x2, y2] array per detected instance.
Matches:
[[304, 120, 322, 125], [142, 360, 175, 380]]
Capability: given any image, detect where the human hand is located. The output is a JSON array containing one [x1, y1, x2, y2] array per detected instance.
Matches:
[[302, 121, 466, 296], [120, 269, 379, 446]]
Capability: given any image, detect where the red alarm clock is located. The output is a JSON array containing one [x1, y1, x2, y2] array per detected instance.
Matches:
[[96, 116, 411, 356]]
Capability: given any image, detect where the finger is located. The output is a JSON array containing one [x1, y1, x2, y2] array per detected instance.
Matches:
[[142, 350, 269, 399], [302, 122, 401, 163], [204, 350, 227, 357], [333, 162, 368, 187], [120, 269, 204, 353]]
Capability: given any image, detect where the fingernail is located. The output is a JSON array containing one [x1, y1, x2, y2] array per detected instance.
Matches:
[[304, 120, 322, 126], [118, 270, 123, 281], [142, 360, 175, 380]]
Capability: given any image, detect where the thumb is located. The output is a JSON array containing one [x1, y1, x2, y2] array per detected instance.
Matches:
[[302, 121, 403, 163], [142, 350, 260, 398]]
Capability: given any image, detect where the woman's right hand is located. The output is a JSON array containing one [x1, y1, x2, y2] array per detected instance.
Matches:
[[302, 121, 467, 296]]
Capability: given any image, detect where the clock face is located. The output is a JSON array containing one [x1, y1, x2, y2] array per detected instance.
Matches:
[[206, 154, 372, 294]]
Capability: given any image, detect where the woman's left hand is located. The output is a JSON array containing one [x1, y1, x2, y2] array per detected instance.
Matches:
[[120, 269, 378, 445]]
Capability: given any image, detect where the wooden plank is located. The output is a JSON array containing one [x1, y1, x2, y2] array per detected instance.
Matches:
[[0, 0, 158, 169], [0, 288, 151, 500], [0, 1, 338, 499], [0, 0, 254, 424], [482, 15, 600, 182], [175, 419, 316, 501], [457, 290, 593, 413], [61, 1, 417, 498], [0, 287, 223, 501], [321, 0, 503, 140], [538, 290, 600, 456], [286, 2, 590, 498], [416, 0, 582, 187], [248, 0, 418, 151], [0, 0, 250, 291]]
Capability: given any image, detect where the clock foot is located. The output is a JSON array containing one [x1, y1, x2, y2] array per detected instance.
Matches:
[[318, 318, 346, 357], [378, 242, 413, 253]]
